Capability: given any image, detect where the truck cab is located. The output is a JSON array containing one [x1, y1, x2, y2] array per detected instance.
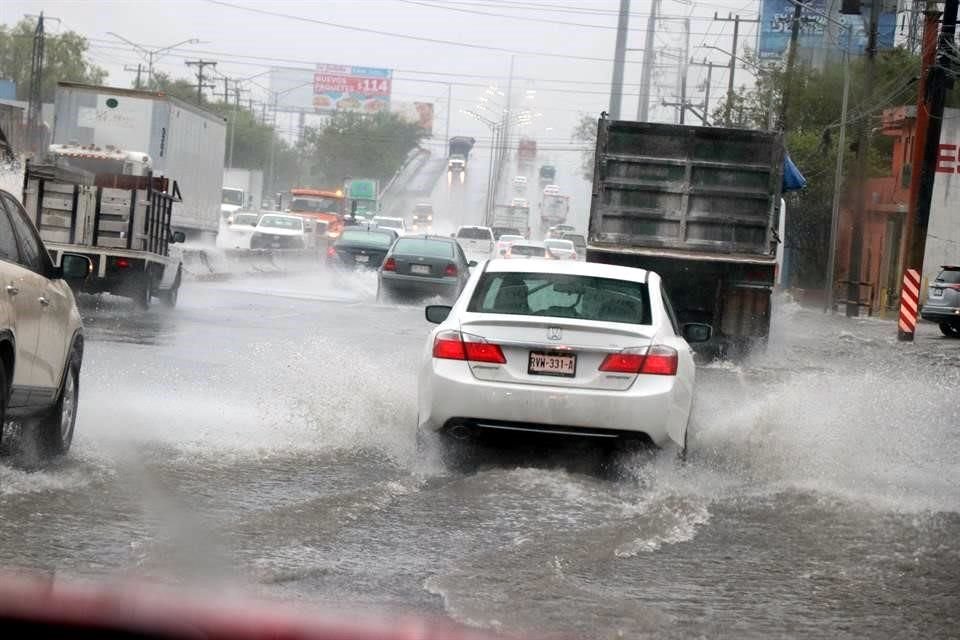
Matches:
[[221, 187, 246, 220], [288, 188, 345, 238]]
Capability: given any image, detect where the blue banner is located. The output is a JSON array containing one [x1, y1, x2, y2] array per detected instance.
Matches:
[[758, 0, 896, 60]]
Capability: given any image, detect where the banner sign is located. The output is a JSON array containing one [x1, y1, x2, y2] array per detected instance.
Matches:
[[758, 0, 896, 60], [313, 64, 392, 113]]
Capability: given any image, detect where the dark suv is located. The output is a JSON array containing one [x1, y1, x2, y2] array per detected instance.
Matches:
[[920, 265, 960, 338]]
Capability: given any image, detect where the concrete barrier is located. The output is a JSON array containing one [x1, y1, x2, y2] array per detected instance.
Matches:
[[179, 247, 324, 281]]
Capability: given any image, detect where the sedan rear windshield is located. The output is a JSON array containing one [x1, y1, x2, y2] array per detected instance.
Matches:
[[934, 269, 960, 284], [457, 228, 492, 240], [393, 238, 454, 258], [338, 230, 395, 246], [511, 245, 546, 257], [259, 216, 303, 230], [468, 272, 652, 325], [233, 214, 259, 226]]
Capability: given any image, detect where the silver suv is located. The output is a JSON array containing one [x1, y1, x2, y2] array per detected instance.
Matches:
[[920, 265, 960, 338], [1, 189, 91, 457]]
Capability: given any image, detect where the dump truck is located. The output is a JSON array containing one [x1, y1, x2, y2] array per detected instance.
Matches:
[[52, 82, 226, 242], [22, 161, 185, 309], [587, 117, 785, 356]]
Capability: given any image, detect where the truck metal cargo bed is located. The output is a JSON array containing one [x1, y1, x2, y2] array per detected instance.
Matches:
[[589, 119, 784, 257]]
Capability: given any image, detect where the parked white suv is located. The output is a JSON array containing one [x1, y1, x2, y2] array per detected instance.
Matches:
[[0, 189, 90, 457]]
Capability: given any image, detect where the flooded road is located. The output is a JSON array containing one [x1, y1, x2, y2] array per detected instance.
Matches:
[[1, 271, 958, 639]]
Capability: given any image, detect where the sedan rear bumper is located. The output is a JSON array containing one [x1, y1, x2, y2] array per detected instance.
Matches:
[[381, 272, 459, 298], [419, 359, 681, 447]]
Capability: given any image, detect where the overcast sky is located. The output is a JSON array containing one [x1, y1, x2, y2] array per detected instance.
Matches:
[[2, 0, 761, 138]]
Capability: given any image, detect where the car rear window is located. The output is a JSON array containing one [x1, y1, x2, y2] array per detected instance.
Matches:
[[457, 227, 492, 241], [934, 269, 960, 284], [259, 216, 302, 230], [233, 214, 259, 226], [562, 234, 586, 248], [338, 230, 395, 246], [393, 238, 454, 258], [511, 245, 546, 257], [468, 272, 652, 325]]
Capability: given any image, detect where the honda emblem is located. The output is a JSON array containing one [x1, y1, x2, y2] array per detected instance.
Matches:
[[547, 327, 562, 341]]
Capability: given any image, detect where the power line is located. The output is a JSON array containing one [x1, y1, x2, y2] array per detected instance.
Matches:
[[202, 0, 649, 64], [185, 59, 217, 104]]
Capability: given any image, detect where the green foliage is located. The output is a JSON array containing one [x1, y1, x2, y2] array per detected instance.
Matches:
[[0, 19, 106, 101], [571, 113, 598, 182], [143, 71, 200, 103], [711, 46, 959, 288], [301, 111, 427, 185]]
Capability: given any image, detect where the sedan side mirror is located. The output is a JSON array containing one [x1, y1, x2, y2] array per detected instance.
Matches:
[[468, 260, 478, 268], [425, 305, 452, 324], [171, 231, 186, 244], [59, 253, 92, 281], [681, 323, 712, 343]]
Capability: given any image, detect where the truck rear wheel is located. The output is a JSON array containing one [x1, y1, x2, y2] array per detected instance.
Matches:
[[135, 272, 153, 310]]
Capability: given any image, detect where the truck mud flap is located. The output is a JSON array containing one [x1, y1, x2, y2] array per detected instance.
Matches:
[[720, 285, 771, 339]]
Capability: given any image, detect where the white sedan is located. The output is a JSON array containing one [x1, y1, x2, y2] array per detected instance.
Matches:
[[417, 260, 711, 459]]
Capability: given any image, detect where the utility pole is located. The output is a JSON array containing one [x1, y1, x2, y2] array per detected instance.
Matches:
[[222, 77, 231, 103], [679, 18, 690, 125], [444, 83, 452, 143], [778, 2, 805, 131], [184, 60, 217, 104], [26, 12, 46, 156], [844, 0, 882, 317], [714, 13, 760, 126], [824, 27, 853, 313], [689, 59, 724, 125], [608, 0, 631, 119], [897, 0, 958, 339], [125, 64, 143, 90], [637, 0, 659, 121]]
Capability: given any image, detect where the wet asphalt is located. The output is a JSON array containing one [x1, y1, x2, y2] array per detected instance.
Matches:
[[0, 270, 957, 639]]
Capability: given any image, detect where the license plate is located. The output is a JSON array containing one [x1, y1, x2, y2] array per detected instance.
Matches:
[[411, 264, 431, 274], [932, 288, 944, 297], [528, 351, 576, 377], [355, 254, 370, 263]]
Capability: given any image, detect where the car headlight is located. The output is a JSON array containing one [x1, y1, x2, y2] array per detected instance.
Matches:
[[427, 215, 433, 221]]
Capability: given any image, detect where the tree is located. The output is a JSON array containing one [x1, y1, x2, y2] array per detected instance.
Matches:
[[0, 18, 106, 102], [708, 46, 959, 289], [301, 111, 427, 185], [571, 113, 598, 182], [144, 71, 199, 103]]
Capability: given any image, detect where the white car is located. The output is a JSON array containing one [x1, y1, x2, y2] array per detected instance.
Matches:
[[372, 216, 406, 235], [544, 238, 577, 260], [504, 241, 547, 259], [454, 225, 495, 259], [221, 212, 260, 249], [249, 214, 307, 250], [417, 260, 711, 459], [1, 189, 91, 458], [543, 184, 561, 196], [495, 234, 525, 257]]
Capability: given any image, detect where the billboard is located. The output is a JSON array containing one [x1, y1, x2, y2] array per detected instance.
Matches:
[[392, 101, 435, 136], [313, 64, 392, 113], [758, 0, 896, 60]]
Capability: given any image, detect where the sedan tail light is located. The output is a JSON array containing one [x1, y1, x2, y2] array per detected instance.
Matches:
[[326, 246, 337, 257], [599, 346, 678, 376], [383, 257, 396, 272], [432, 330, 506, 364], [444, 263, 458, 277]]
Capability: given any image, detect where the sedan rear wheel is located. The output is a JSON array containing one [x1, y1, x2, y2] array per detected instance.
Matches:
[[939, 322, 960, 338]]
